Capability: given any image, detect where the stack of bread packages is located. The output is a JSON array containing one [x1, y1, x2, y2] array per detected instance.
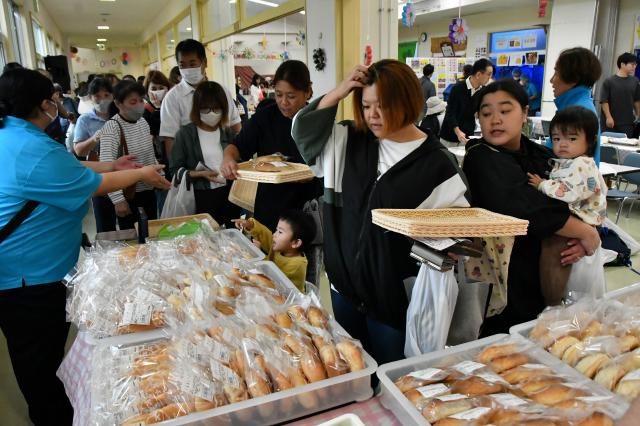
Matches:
[[527, 297, 640, 400], [392, 337, 626, 425], [80, 232, 368, 425]]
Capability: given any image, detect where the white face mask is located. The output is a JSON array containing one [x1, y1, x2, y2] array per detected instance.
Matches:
[[200, 110, 222, 128], [149, 88, 167, 105], [44, 100, 58, 123], [180, 67, 204, 85], [123, 104, 145, 122], [94, 99, 111, 114]]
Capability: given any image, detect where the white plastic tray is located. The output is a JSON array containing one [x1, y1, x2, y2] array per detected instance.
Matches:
[[317, 413, 366, 426], [90, 307, 377, 426], [509, 319, 536, 339], [603, 282, 640, 303], [376, 334, 626, 426]]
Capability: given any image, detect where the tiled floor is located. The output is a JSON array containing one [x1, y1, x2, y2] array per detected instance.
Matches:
[[2, 203, 640, 425]]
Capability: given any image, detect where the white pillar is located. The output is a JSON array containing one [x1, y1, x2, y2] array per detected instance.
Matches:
[[540, 0, 598, 117]]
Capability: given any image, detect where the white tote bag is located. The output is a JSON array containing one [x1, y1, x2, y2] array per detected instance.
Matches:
[[160, 168, 196, 218], [404, 264, 459, 358]]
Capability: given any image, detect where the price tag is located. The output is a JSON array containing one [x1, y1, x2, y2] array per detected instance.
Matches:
[[476, 372, 508, 385], [210, 360, 241, 389], [451, 360, 485, 375], [408, 368, 444, 381], [491, 393, 528, 407], [577, 396, 613, 402], [450, 407, 491, 420], [436, 394, 467, 402], [121, 303, 153, 325], [206, 337, 231, 364], [416, 383, 449, 399]]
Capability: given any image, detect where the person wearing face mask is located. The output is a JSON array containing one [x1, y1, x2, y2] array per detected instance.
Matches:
[[160, 39, 241, 163], [73, 77, 113, 159], [290, 60, 470, 368], [0, 68, 169, 426], [100, 80, 161, 230], [221, 60, 322, 231], [170, 81, 239, 227]]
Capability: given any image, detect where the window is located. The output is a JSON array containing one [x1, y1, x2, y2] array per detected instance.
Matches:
[[9, 2, 23, 64], [178, 14, 192, 42], [31, 18, 46, 56], [204, 0, 237, 37], [243, 0, 289, 20], [47, 35, 56, 57], [0, 41, 6, 70], [163, 27, 175, 58]]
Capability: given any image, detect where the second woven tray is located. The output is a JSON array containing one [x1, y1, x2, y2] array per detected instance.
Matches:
[[236, 161, 314, 184], [372, 208, 529, 237]]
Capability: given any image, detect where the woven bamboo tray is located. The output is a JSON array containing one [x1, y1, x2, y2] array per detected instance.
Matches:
[[236, 160, 314, 183], [372, 208, 529, 237], [228, 179, 257, 212]]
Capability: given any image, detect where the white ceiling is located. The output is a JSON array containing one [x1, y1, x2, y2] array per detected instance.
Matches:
[[39, 0, 171, 48], [402, 0, 540, 25]]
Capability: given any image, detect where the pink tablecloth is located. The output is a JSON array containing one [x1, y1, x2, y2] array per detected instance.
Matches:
[[287, 396, 401, 426], [57, 331, 95, 426]]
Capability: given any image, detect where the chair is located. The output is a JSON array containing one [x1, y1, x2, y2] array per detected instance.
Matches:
[[602, 131, 628, 139], [605, 153, 640, 222], [600, 145, 619, 164]]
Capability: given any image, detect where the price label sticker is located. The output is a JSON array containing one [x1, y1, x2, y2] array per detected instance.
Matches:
[[121, 303, 153, 325]]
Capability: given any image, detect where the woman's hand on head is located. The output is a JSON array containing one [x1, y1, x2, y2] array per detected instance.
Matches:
[[335, 65, 369, 99], [113, 154, 143, 171], [139, 165, 171, 190]]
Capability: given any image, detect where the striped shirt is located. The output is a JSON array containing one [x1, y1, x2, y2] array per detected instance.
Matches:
[[99, 114, 157, 204]]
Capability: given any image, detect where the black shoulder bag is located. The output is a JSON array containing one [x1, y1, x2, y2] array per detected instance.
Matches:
[[0, 200, 40, 244]]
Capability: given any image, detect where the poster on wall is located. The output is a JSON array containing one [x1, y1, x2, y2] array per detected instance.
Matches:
[[431, 36, 467, 56], [406, 56, 474, 98]]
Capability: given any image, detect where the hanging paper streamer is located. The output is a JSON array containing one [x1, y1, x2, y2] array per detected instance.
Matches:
[[364, 45, 373, 66], [313, 48, 326, 71], [448, 18, 468, 45], [401, 2, 416, 28], [538, 0, 548, 17]]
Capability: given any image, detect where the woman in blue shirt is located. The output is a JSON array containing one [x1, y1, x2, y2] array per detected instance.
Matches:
[[0, 68, 169, 425], [548, 47, 602, 164]]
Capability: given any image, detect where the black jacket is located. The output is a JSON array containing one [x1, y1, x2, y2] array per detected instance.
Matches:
[[441, 80, 477, 142], [293, 97, 470, 329], [463, 137, 570, 329], [231, 103, 321, 230]]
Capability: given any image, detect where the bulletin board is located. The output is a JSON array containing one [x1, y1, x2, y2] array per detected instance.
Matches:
[[406, 57, 475, 98]]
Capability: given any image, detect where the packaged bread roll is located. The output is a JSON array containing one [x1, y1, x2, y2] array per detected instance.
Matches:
[[318, 344, 350, 378], [489, 353, 529, 373], [433, 406, 493, 426], [306, 306, 329, 329], [550, 336, 581, 359], [336, 340, 366, 372], [450, 376, 505, 396], [477, 343, 520, 364], [576, 412, 615, 426], [615, 370, 640, 398], [500, 364, 552, 384], [518, 376, 565, 395], [421, 397, 475, 423], [395, 368, 449, 392], [529, 384, 587, 405], [575, 353, 612, 379]]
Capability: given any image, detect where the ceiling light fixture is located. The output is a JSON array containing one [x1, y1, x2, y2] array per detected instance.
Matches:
[[186, 27, 192, 31], [230, 0, 279, 6], [97, 25, 110, 30], [97, 38, 107, 42], [99, 0, 116, 2]]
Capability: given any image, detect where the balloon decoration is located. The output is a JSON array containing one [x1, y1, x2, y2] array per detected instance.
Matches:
[[313, 48, 326, 71], [121, 51, 129, 66], [363, 45, 373, 66], [259, 35, 268, 49], [448, 18, 469, 45], [280, 51, 290, 61], [401, 1, 416, 28]]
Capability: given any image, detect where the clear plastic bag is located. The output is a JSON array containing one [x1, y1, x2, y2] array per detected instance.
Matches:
[[160, 169, 196, 218]]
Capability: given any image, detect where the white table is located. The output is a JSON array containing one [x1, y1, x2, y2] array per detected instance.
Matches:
[[600, 161, 640, 178], [601, 137, 640, 163]]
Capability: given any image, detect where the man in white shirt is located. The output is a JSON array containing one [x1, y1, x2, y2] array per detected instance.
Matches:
[[160, 39, 241, 160]]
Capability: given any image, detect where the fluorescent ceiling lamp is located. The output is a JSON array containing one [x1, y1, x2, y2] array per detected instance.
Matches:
[[97, 38, 107, 42], [99, 0, 116, 2], [186, 27, 192, 31], [97, 25, 110, 30]]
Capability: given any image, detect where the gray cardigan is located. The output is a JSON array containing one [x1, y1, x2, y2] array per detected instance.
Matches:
[[169, 123, 232, 190]]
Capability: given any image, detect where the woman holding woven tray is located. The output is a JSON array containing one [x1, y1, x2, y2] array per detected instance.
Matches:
[[220, 60, 322, 230], [291, 59, 470, 367], [463, 79, 600, 336]]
